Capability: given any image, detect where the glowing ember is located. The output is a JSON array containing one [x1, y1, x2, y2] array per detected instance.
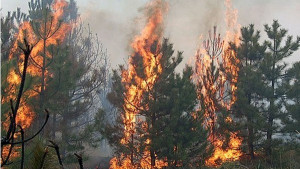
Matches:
[[193, 0, 242, 166], [109, 0, 168, 168]]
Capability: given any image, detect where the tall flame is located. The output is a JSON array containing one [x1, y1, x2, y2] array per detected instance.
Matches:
[[1, 0, 70, 161], [193, 0, 242, 166], [4, 0, 70, 130], [110, 0, 168, 168]]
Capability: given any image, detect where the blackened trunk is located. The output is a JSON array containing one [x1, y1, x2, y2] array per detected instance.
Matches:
[[131, 133, 134, 165], [150, 149, 156, 168]]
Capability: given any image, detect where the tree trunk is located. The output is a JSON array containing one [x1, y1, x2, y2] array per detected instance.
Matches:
[[150, 149, 156, 168], [266, 99, 274, 157], [131, 133, 134, 165], [39, 38, 46, 135], [150, 111, 156, 168], [266, 42, 276, 158], [248, 121, 255, 159], [51, 113, 57, 140], [247, 92, 255, 159], [61, 113, 69, 157]]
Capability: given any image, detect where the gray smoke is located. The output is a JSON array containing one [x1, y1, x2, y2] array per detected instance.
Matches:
[[77, 0, 300, 69]]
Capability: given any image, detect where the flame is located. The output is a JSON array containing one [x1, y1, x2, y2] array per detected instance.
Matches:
[[110, 0, 168, 168], [205, 131, 242, 166], [4, 0, 70, 129], [193, 0, 242, 166], [1, 0, 70, 162]]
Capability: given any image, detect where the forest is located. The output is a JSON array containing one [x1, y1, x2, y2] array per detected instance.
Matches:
[[1, 0, 299, 168]]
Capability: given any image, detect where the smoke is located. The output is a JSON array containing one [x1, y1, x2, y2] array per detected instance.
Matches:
[[2, 0, 299, 67], [79, 0, 232, 69], [164, 0, 227, 68], [77, 0, 300, 70], [78, 0, 145, 67], [63, 2, 300, 164]]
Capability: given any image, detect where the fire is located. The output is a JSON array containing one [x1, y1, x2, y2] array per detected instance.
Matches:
[[205, 132, 242, 166], [3, 0, 70, 130], [193, 0, 242, 166], [1, 0, 70, 162], [109, 0, 168, 168]]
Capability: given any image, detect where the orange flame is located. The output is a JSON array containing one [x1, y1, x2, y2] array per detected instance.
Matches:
[[205, 131, 242, 166], [2, 0, 70, 162], [110, 0, 168, 168], [3, 0, 70, 130], [193, 0, 242, 166]]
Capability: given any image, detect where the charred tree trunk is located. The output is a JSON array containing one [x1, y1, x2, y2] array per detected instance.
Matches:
[[130, 132, 134, 165]]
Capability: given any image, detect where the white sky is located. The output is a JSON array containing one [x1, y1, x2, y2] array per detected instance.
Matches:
[[2, 0, 300, 68]]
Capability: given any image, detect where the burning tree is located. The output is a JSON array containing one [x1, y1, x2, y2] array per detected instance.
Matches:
[[1, 0, 71, 139], [1, 8, 28, 61], [26, 0, 71, 130], [1, 0, 70, 163], [1, 0, 108, 165], [47, 13, 108, 161], [98, 0, 210, 168], [1, 37, 50, 168], [193, 0, 242, 166], [106, 1, 169, 168], [194, 26, 242, 167]]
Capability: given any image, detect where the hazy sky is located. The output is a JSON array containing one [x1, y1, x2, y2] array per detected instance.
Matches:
[[2, 0, 300, 68]]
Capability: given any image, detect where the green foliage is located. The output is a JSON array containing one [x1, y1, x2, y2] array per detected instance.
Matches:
[[102, 38, 210, 167], [233, 20, 300, 164], [25, 139, 60, 169], [261, 20, 300, 156], [282, 62, 300, 139], [2, 0, 108, 167], [153, 66, 210, 167], [234, 24, 266, 158]]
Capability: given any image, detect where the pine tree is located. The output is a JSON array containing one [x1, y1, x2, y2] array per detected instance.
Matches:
[[234, 24, 266, 159], [262, 20, 300, 157], [1, 9, 28, 61], [27, 0, 65, 129], [194, 26, 226, 142], [41, 0, 108, 159], [103, 39, 209, 168], [153, 65, 209, 167], [283, 61, 300, 139], [2, 0, 108, 164], [50, 24, 107, 159]]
